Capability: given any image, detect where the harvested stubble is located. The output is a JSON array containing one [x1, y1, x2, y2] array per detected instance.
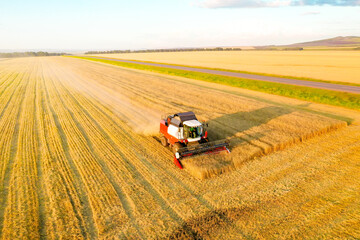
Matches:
[[0, 56, 358, 239]]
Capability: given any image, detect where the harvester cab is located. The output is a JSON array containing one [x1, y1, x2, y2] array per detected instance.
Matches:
[[160, 111, 230, 169]]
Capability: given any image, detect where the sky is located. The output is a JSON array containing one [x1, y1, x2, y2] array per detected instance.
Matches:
[[0, 0, 359, 51]]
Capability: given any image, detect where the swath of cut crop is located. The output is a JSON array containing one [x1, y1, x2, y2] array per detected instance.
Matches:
[[0, 64, 32, 238], [35, 68, 88, 239], [1, 61, 41, 239], [42, 61, 131, 238]]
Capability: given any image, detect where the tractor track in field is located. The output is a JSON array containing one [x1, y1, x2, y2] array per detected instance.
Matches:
[[1, 62, 42, 239], [33, 67, 47, 239]]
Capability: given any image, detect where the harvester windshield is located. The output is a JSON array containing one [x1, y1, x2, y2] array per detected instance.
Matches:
[[184, 125, 203, 139]]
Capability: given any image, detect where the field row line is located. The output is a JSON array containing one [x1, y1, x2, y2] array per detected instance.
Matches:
[[1, 62, 40, 239]]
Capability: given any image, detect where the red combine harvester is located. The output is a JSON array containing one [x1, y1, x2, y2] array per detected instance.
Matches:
[[160, 111, 230, 168]]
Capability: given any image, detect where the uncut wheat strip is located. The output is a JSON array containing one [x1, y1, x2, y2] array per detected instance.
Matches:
[[225, 111, 346, 168], [35, 69, 87, 239], [248, 123, 347, 186], [260, 111, 345, 141], [47, 62, 186, 236], [44, 67, 129, 238], [1, 62, 41, 239]]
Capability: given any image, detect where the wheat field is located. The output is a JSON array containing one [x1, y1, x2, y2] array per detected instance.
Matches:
[[0, 57, 359, 239], [93, 51, 360, 84]]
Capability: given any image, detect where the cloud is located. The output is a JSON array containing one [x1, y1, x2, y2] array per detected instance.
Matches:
[[199, 0, 360, 8]]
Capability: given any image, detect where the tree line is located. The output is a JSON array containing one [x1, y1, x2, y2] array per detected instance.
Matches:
[[85, 47, 242, 55], [0, 52, 69, 58]]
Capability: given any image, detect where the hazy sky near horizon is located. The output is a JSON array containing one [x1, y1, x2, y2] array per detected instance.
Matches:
[[0, 0, 359, 50]]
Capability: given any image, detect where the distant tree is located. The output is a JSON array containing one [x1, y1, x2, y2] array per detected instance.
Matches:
[[84, 46, 242, 55], [0, 52, 68, 58]]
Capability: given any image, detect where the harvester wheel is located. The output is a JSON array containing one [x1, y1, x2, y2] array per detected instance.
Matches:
[[161, 136, 168, 147], [172, 143, 182, 154]]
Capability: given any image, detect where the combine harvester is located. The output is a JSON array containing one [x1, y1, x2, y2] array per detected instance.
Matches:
[[160, 111, 230, 169]]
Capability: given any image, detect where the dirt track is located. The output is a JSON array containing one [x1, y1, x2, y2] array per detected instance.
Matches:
[[0, 56, 359, 239]]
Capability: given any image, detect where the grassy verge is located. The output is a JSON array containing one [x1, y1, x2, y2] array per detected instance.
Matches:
[[69, 56, 360, 110]]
